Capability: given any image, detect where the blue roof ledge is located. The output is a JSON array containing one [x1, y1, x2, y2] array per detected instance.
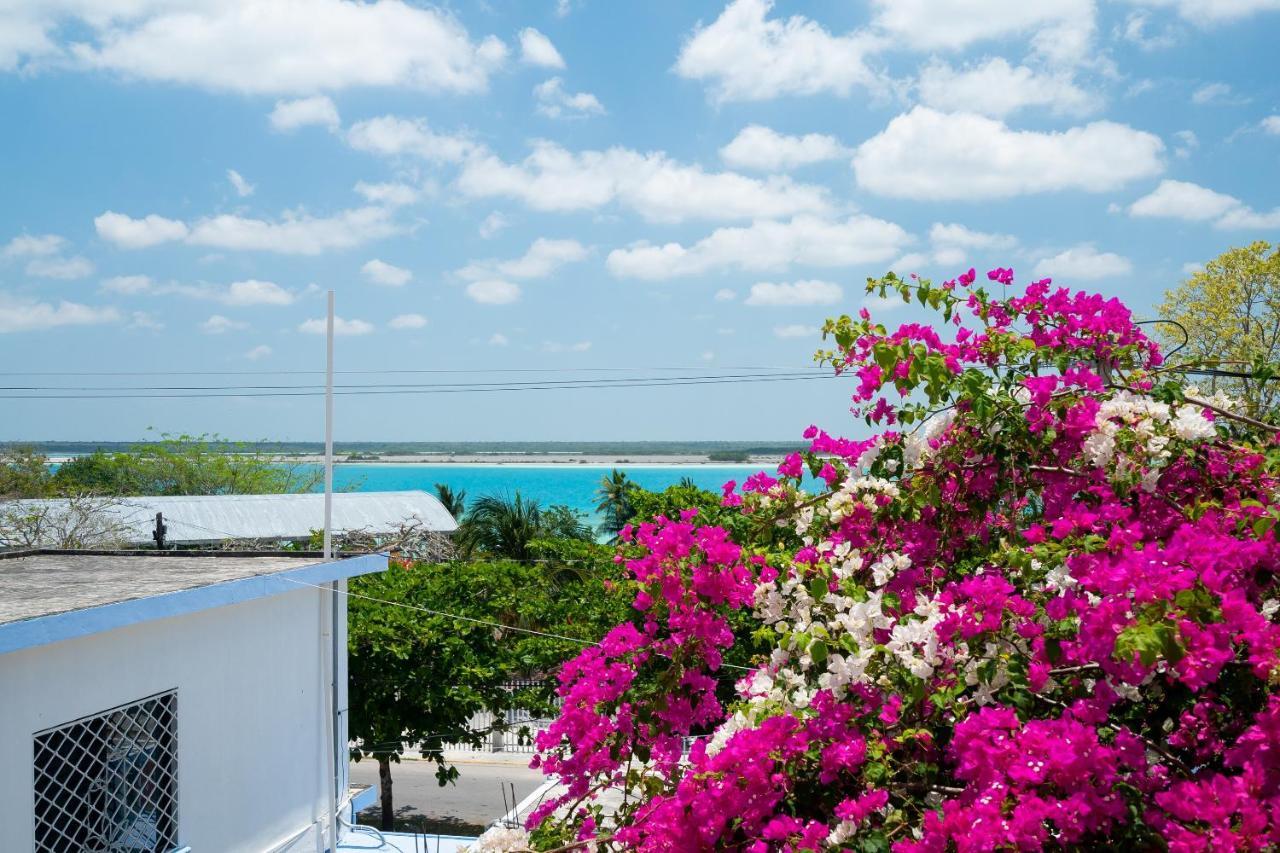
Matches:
[[0, 551, 387, 655]]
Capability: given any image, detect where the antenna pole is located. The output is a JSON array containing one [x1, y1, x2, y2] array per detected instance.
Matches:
[[323, 290, 334, 560]]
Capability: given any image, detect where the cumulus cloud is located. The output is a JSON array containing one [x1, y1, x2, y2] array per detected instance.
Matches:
[[479, 212, 509, 239], [1129, 179, 1241, 221], [714, 288, 737, 301], [606, 215, 910, 280], [3, 233, 65, 258], [674, 0, 884, 102], [94, 211, 189, 248], [519, 28, 565, 68], [388, 313, 427, 329], [745, 280, 843, 307], [0, 292, 121, 334], [1032, 245, 1134, 280], [466, 280, 521, 304], [25, 255, 94, 279], [870, 0, 1095, 55], [101, 275, 154, 295], [457, 140, 831, 223], [269, 95, 341, 132], [533, 77, 604, 118], [719, 125, 849, 170], [916, 58, 1098, 118], [853, 107, 1164, 200], [1191, 81, 1247, 105], [95, 207, 399, 254], [362, 258, 412, 287], [245, 344, 272, 360], [1263, 116, 1280, 135], [346, 115, 477, 162], [488, 332, 509, 346], [299, 316, 374, 335], [1130, 0, 1280, 25], [63, 1, 508, 95], [458, 238, 588, 281], [101, 276, 295, 306], [201, 314, 248, 334], [226, 169, 255, 197]]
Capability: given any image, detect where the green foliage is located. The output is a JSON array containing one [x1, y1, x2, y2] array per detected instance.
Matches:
[[1158, 241, 1280, 417], [628, 480, 743, 532], [455, 492, 573, 561], [0, 445, 54, 498], [707, 449, 750, 462], [433, 482, 467, 518], [49, 432, 320, 496], [595, 469, 636, 540]]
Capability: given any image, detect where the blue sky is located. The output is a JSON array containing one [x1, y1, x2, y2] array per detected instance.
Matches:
[[1, 0, 1278, 442]]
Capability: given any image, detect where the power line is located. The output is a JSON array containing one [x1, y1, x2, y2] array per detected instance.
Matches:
[[0, 373, 837, 400]]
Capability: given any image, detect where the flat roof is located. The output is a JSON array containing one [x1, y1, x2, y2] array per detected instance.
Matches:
[[2, 490, 458, 546], [0, 550, 387, 655]]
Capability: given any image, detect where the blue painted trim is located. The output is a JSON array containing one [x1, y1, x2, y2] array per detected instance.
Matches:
[[0, 553, 387, 656], [349, 783, 378, 815]]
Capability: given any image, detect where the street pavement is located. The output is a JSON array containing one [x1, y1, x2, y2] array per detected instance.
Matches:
[[350, 752, 547, 836]]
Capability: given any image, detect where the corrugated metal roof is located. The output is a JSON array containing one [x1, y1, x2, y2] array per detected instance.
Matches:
[[4, 490, 457, 545]]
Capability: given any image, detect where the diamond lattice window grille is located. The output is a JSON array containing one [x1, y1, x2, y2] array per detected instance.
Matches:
[[33, 691, 179, 853]]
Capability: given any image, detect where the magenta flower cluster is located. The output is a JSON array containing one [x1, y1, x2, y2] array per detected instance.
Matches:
[[526, 269, 1280, 852]]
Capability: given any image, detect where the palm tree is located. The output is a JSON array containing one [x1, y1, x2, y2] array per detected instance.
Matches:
[[595, 469, 635, 541], [457, 492, 543, 561], [433, 483, 467, 519]]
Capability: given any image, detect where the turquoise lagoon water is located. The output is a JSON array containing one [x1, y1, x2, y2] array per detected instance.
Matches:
[[326, 463, 768, 521]]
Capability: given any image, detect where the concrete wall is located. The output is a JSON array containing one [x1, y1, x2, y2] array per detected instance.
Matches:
[[0, 586, 338, 853]]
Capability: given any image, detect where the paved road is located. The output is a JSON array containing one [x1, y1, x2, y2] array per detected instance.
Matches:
[[350, 755, 546, 835]]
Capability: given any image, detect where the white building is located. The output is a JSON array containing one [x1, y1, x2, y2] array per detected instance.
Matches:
[[0, 549, 386, 852]]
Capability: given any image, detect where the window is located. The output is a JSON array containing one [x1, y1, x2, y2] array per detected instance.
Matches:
[[33, 691, 179, 853]]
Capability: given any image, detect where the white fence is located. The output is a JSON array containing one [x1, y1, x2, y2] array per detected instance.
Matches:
[[441, 680, 559, 755]]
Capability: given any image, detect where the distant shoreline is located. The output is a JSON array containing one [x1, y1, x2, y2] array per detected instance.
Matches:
[[289, 453, 781, 467]]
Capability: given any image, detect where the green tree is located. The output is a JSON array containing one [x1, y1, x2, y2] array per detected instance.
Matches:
[[433, 483, 467, 518], [51, 432, 320, 495], [594, 469, 635, 541], [347, 558, 630, 830], [1158, 240, 1280, 416], [457, 492, 545, 561], [0, 445, 54, 498]]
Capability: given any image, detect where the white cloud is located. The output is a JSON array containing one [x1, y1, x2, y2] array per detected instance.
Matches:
[[388, 313, 427, 329], [98, 207, 399, 254], [1128, 0, 1280, 25], [1173, 129, 1199, 158], [0, 292, 121, 334], [533, 77, 604, 118], [479, 212, 508, 239], [719, 125, 849, 170], [67, 1, 508, 95], [459, 238, 588, 280], [519, 27, 565, 68], [354, 181, 422, 207], [745, 280, 843, 307], [457, 140, 831, 223], [543, 340, 592, 353], [674, 0, 884, 102], [227, 168, 255, 197], [1182, 261, 1204, 276], [346, 115, 477, 162], [1129, 179, 1242, 221], [245, 344, 272, 360], [201, 314, 248, 334], [916, 58, 1097, 118], [714, 288, 737, 301], [299, 316, 374, 336], [466, 280, 521, 304], [606, 215, 910, 280], [773, 324, 817, 339], [95, 211, 189, 248], [101, 274, 153, 294], [488, 332, 509, 346], [102, 275, 295, 306], [870, 0, 1095, 56], [1261, 116, 1280, 135], [1217, 206, 1280, 229], [926, 222, 1017, 266], [3, 233, 64, 258], [1120, 11, 1179, 50], [1192, 81, 1246, 104], [25, 255, 94, 279], [269, 95, 340, 132], [129, 311, 163, 331], [362, 258, 412, 287], [853, 107, 1164, 200], [1032, 245, 1134, 280]]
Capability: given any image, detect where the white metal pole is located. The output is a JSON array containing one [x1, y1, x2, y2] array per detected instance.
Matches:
[[323, 290, 334, 561]]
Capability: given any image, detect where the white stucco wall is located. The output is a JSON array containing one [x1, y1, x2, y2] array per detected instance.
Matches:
[[0, 586, 340, 853]]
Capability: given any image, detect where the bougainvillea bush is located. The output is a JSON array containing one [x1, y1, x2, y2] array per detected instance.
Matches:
[[520, 270, 1280, 851]]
